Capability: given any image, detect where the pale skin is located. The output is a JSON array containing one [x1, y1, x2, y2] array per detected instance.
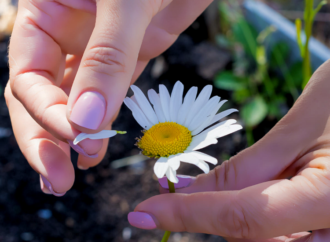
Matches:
[[4, 0, 330, 241]]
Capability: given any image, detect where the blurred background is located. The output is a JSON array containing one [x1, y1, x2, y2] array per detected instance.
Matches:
[[0, 0, 330, 241]]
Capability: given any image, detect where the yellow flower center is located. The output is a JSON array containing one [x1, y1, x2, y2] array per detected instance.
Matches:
[[138, 122, 192, 158]]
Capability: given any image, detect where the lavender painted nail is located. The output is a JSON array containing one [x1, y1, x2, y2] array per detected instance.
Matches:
[[128, 212, 157, 230], [70, 91, 106, 130], [158, 175, 193, 189], [40, 175, 66, 197], [68, 140, 98, 159]]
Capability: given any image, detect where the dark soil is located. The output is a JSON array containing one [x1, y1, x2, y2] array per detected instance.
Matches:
[[0, 14, 246, 242]]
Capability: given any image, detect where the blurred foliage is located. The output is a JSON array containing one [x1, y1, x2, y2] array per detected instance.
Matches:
[[215, 1, 305, 146], [295, 0, 326, 88]]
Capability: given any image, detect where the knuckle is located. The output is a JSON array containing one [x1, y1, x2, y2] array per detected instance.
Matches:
[[220, 196, 256, 239], [214, 157, 238, 191], [83, 46, 126, 75]]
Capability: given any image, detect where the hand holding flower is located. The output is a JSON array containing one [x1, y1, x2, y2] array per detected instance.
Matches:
[[128, 60, 330, 241]]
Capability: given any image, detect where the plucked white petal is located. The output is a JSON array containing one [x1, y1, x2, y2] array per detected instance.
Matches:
[[188, 96, 220, 131], [191, 99, 225, 136], [166, 166, 179, 183], [184, 85, 213, 127], [159, 84, 171, 121], [210, 109, 238, 126], [131, 85, 158, 125], [169, 81, 184, 123], [154, 157, 169, 178], [73, 130, 117, 145], [148, 89, 166, 123], [124, 97, 152, 129], [177, 86, 197, 125], [188, 151, 218, 165]]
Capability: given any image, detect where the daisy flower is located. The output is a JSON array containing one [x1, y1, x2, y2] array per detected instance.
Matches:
[[124, 81, 242, 183]]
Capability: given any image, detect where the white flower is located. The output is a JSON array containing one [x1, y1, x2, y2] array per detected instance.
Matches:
[[124, 81, 242, 183], [73, 130, 126, 145]]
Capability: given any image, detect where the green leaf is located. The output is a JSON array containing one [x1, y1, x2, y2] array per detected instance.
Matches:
[[232, 19, 258, 58], [214, 71, 247, 91], [270, 42, 290, 67], [241, 96, 268, 127], [285, 61, 303, 88], [233, 88, 251, 104]]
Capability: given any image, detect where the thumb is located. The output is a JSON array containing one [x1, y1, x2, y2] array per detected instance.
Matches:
[[129, 159, 330, 239], [66, 0, 171, 133]]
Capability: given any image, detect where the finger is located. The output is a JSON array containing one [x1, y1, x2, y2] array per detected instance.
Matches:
[[5, 84, 73, 195], [5, 83, 102, 194], [225, 232, 311, 242], [67, 0, 172, 133], [77, 128, 110, 170], [130, 155, 330, 239], [139, 0, 213, 60], [7, 9, 80, 152]]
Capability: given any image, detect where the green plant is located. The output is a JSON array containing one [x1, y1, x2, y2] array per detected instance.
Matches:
[[295, 0, 326, 88], [216, 1, 303, 146]]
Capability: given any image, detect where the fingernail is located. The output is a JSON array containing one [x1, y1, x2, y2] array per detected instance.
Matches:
[[40, 175, 66, 197], [68, 140, 98, 159], [128, 212, 157, 230], [159, 175, 193, 189], [77, 164, 88, 170], [70, 91, 106, 130]]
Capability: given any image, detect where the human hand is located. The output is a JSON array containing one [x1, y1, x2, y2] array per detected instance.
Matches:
[[5, 0, 213, 196], [127, 60, 330, 241]]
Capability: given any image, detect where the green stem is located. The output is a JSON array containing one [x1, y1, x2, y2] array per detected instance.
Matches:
[[161, 179, 176, 242], [161, 231, 171, 242]]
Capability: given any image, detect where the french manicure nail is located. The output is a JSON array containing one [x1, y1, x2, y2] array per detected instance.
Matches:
[[77, 164, 88, 170], [158, 175, 193, 189], [70, 91, 106, 130], [128, 212, 157, 230], [40, 175, 66, 197], [68, 140, 98, 159]]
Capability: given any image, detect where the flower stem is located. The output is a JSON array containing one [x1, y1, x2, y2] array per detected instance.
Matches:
[[160, 179, 176, 242]]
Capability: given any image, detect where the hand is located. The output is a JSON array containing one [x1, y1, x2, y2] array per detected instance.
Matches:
[[5, 0, 213, 196], [128, 60, 330, 241]]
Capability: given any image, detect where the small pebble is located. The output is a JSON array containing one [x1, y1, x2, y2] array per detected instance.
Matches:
[[21, 232, 34, 241], [37, 209, 52, 219], [122, 227, 132, 241]]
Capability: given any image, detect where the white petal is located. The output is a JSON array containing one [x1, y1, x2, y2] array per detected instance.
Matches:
[[195, 160, 210, 174], [189, 138, 218, 151], [193, 119, 237, 142], [166, 166, 179, 183], [188, 151, 218, 165], [184, 85, 213, 127], [124, 97, 152, 129], [191, 100, 228, 136], [131, 85, 158, 125], [167, 154, 181, 171], [210, 109, 238, 126], [213, 124, 243, 139], [188, 96, 220, 131], [178, 152, 210, 173], [154, 157, 169, 178], [169, 81, 184, 123], [177, 86, 197, 125], [148, 89, 166, 123], [159, 84, 171, 121], [74, 130, 117, 145]]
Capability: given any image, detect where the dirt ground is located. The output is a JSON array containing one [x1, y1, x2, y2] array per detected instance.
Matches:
[[0, 13, 246, 242]]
